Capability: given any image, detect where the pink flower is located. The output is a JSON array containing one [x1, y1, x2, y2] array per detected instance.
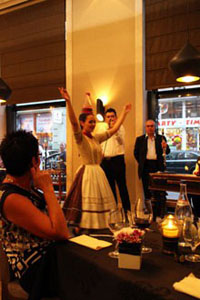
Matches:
[[114, 227, 145, 244]]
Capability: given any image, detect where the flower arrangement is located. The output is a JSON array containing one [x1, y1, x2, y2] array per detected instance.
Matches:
[[114, 227, 145, 244], [117, 227, 144, 269]]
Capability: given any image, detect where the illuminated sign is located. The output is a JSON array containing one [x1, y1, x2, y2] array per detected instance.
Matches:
[[158, 118, 200, 127]]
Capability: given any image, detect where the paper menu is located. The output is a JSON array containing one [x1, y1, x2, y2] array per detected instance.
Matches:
[[69, 234, 112, 250]]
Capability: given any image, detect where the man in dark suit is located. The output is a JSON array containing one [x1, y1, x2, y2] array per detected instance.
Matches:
[[134, 119, 170, 219]]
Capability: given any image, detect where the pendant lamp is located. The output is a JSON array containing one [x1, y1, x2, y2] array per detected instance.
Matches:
[[169, 42, 200, 83], [0, 77, 12, 103], [169, 1, 200, 83]]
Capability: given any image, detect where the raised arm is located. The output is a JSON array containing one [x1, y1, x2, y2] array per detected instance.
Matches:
[[58, 87, 79, 133], [107, 104, 131, 137]]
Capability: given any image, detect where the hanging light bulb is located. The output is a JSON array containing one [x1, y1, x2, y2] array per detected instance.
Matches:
[[169, 0, 200, 83], [169, 42, 200, 83]]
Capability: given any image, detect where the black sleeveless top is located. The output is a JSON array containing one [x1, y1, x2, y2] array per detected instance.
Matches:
[[0, 183, 51, 279]]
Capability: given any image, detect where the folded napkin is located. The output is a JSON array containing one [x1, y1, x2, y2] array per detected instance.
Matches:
[[69, 234, 112, 250], [173, 273, 200, 299]]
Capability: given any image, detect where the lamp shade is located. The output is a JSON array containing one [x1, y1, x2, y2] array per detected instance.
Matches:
[[169, 42, 200, 83], [96, 98, 104, 121], [0, 78, 12, 103]]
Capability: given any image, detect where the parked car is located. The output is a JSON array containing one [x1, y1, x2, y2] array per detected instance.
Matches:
[[166, 150, 200, 174], [46, 150, 58, 157], [44, 152, 61, 169]]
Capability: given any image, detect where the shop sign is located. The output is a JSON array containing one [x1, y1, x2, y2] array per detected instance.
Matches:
[[36, 113, 52, 133], [158, 118, 200, 128], [18, 114, 34, 131], [53, 109, 62, 124]]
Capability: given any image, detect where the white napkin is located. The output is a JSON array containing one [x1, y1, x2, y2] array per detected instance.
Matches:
[[173, 273, 200, 298], [69, 234, 112, 250]]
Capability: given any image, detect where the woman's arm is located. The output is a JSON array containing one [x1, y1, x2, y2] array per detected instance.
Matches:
[[3, 168, 69, 240], [58, 87, 79, 133], [107, 104, 131, 137]]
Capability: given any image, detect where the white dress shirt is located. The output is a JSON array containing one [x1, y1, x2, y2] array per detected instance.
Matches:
[[101, 125, 125, 157], [146, 135, 157, 160]]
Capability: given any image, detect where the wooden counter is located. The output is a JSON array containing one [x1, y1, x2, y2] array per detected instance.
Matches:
[[149, 172, 200, 195]]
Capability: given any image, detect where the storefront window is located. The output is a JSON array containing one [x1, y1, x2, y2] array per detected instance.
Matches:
[[159, 101, 182, 119], [16, 101, 66, 172], [157, 88, 200, 174], [15, 101, 67, 196], [185, 99, 200, 118]]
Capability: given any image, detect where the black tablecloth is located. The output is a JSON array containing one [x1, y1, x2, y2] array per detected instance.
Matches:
[[53, 225, 200, 300]]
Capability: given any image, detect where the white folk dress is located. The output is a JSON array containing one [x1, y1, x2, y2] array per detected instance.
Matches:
[[74, 129, 116, 229]]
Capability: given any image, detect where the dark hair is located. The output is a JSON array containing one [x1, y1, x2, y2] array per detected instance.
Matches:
[[105, 108, 117, 116], [0, 130, 39, 176], [79, 113, 93, 129]]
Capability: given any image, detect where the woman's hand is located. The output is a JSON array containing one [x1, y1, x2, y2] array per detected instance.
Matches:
[[31, 167, 53, 192], [58, 87, 70, 102]]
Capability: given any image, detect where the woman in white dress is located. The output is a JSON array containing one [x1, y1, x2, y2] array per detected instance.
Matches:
[[59, 87, 131, 230]]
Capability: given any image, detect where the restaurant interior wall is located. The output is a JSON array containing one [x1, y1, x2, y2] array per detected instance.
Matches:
[[0, 106, 6, 142], [0, 0, 65, 104], [0, 0, 46, 14], [66, 0, 145, 204], [145, 0, 200, 90], [0, 0, 67, 191]]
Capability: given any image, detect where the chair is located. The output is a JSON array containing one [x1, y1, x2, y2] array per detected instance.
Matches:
[[0, 242, 60, 300], [49, 169, 66, 204]]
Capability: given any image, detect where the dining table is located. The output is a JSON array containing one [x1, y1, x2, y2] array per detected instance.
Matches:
[[54, 224, 200, 300]]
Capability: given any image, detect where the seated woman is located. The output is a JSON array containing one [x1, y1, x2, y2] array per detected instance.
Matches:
[[0, 130, 69, 299]]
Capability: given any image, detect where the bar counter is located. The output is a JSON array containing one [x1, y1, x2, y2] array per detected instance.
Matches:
[[149, 172, 200, 195]]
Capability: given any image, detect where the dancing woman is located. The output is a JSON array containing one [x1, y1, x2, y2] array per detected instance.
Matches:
[[59, 87, 131, 230]]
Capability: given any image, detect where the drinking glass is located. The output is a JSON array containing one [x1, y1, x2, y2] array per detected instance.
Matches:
[[134, 199, 153, 253], [182, 217, 200, 263], [108, 207, 126, 258]]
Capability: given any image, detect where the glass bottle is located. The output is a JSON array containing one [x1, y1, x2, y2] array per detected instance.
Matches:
[[175, 182, 193, 247], [175, 183, 193, 221]]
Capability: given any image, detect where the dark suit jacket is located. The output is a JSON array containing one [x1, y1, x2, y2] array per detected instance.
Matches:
[[134, 134, 170, 178]]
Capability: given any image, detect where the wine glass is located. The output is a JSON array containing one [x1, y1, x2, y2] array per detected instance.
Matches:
[[182, 217, 200, 263], [134, 199, 153, 254], [107, 207, 127, 258]]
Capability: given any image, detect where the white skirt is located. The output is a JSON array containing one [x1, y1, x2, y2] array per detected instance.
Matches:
[[80, 164, 116, 229]]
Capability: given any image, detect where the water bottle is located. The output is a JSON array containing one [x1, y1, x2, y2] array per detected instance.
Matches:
[[175, 183, 193, 220], [175, 182, 193, 247]]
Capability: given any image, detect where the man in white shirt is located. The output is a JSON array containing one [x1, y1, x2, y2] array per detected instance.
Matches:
[[101, 108, 131, 212]]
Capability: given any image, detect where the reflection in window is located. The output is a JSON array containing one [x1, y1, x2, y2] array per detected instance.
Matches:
[[158, 95, 200, 152], [157, 89, 200, 174], [159, 101, 182, 119]]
